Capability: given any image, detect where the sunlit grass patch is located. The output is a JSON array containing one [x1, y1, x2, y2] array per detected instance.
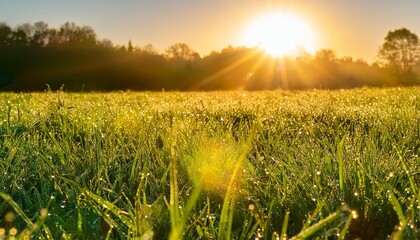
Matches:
[[183, 136, 251, 196]]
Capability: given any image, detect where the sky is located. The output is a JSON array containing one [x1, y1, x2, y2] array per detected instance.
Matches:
[[1, 0, 420, 62]]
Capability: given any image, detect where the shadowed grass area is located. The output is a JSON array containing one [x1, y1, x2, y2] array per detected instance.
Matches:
[[0, 87, 419, 239]]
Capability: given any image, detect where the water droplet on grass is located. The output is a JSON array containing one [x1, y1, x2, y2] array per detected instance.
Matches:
[[351, 210, 358, 219], [255, 228, 264, 238], [9, 227, 17, 236]]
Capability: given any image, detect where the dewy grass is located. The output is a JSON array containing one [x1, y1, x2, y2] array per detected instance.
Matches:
[[280, 211, 290, 239], [0, 192, 51, 239], [168, 145, 181, 240], [290, 204, 349, 240], [395, 146, 420, 204], [217, 132, 254, 240], [0, 87, 419, 239], [337, 137, 345, 192]]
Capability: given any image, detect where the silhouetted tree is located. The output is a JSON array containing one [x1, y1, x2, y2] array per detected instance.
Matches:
[[165, 43, 200, 61], [140, 44, 159, 55], [378, 28, 420, 77], [98, 39, 114, 48], [76, 25, 98, 47], [47, 28, 61, 47], [118, 45, 127, 52], [11, 28, 28, 47], [295, 48, 313, 63], [31, 21, 49, 47], [315, 49, 337, 62], [51, 22, 98, 48], [0, 23, 12, 48], [16, 23, 34, 40], [340, 56, 353, 63], [127, 40, 134, 53]]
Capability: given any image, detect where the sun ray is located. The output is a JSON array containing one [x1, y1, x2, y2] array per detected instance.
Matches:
[[240, 52, 270, 90], [188, 49, 261, 90]]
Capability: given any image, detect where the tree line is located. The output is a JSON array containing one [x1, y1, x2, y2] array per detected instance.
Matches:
[[0, 21, 419, 91]]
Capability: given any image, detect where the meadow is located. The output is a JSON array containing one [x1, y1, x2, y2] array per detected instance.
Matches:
[[0, 87, 419, 239]]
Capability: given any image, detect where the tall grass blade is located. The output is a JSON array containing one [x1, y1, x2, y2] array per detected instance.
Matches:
[[388, 189, 406, 226], [360, 165, 411, 239], [218, 130, 255, 240], [41, 223, 54, 240], [290, 205, 347, 240], [337, 137, 345, 192], [303, 201, 324, 229], [82, 189, 134, 229], [395, 146, 419, 203], [0, 192, 34, 227], [339, 213, 353, 240], [169, 145, 182, 240], [280, 211, 290, 240], [58, 176, 134, 237]]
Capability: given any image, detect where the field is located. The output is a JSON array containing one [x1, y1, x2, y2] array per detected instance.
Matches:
[[0, 87, 419, 239]]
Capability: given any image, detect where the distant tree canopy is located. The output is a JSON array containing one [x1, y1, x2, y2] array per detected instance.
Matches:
[[0, 21, 419, 91], [0, 21, 102, 49], [378, 28, 420, 83], [165, 43, 200, 62], [315, 49, 337, 62]]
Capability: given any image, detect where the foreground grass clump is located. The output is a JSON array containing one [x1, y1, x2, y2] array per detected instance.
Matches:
[[0, 87, 419, 239]]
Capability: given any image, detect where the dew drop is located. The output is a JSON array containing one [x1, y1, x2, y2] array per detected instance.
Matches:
[[351, 210, 358, 219]]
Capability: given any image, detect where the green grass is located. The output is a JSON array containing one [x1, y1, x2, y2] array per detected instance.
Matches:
[[0, 87, 419, 239]]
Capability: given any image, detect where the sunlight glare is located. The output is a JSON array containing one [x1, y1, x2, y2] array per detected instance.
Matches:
[[185, 138, 245, 195], [240, 12, 315, 57]]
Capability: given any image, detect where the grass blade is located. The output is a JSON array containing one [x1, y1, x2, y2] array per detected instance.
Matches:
[[337, 137, 345, 192], [290, 205, 348, 240], [218, 130, 255, 240], [58, 176, 134, 236], [0, 192, 34, 227], [169, 145, 182, 240], [280, 211, 290, 240], [339, 212, 353, 240], [395, 146, 419, 203]]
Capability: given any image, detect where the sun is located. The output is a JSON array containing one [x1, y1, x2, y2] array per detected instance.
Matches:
[[240, 12, 316, 57]]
